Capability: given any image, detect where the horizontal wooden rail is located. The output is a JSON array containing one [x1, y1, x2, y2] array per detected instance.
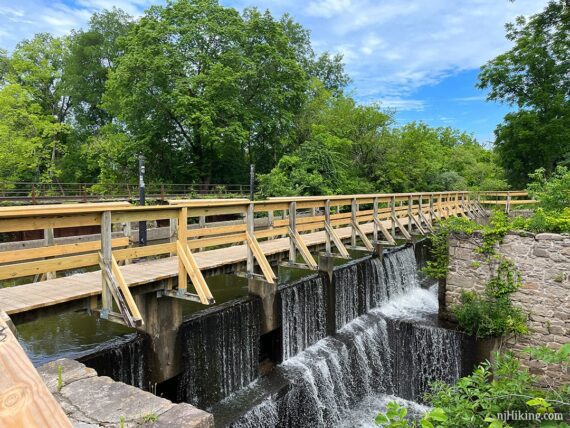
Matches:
[[0, 190, 522, 326]]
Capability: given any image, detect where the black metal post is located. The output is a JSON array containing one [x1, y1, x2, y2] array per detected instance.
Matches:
[[249, 164, 255, 201], [138, 154, 147, 246]]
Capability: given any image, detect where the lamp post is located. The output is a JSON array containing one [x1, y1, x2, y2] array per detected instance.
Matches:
[[138, 154, 147, 246]]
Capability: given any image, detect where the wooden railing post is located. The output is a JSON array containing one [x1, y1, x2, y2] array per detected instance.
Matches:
[[288, 201, 296, 263], [44, 228, 56, 280], [429, 194, 434, 221], [351, 198, 357, 247], [178, 207, 188, 291], [325, 199, 332, 254], [407, 195, 413, 233], [391, 195, 396, 237], [246, 203, 254, 276], [373, 197, 379, 242], [506, 191, 511, 214], [101, 211, 113, 315], [267, 209, 274, 240]]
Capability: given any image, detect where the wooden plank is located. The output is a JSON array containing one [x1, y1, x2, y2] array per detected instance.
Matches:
[[0, 253, 99, 280], [392, 215, 412, 240], [288, 228, 318, 269], [176, 242, 214, 305], [246, 232, 276, 283], [0, 238, 129, 264], [177, 208, 188, 293], [99, 255, 138, 328], [113, 242, 175, 261], [0, 311, 72, 427], [373, 218, 396, 245], [186, 224, 247, 238], [351, 221, 374, 251], [187, 233, 247, 250], [324, 223, 350, 258], [0, 213, 102, 233], [111, 256, 143, 324], [0, 201, 130, 218], [112, 209, 178, 223]]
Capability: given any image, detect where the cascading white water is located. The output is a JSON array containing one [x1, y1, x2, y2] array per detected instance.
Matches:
[[334, 247, 420, 330], [230, 247, 467, 428], [280, 275, 327, 360]]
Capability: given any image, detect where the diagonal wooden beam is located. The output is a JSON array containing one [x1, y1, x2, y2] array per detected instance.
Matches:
[[111, 255, 143, 325], [351, 220, 374, 251], [418, 211, 434, 232], [391, 215, 412, 240], [324, 223, 350, 258], [99, 253, 141, 328], [410, 213, 427, 234], [373, 218, 396, 245], [288, 228, 318, 269], [176, 241, 215, 305], [246, 231, 276, 284]]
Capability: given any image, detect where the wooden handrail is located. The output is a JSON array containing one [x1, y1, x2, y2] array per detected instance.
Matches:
[[0, 190, 528, 326]]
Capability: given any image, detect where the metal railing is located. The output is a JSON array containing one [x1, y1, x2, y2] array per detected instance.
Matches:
[[0, 182, 251, 203]]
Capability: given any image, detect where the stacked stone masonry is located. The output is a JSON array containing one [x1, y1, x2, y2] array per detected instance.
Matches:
[[445, 231, 570, 385], [38, 358, 214, 428]]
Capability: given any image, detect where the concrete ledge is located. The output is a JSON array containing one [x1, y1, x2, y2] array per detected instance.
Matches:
[[38, 358, 213, 428]]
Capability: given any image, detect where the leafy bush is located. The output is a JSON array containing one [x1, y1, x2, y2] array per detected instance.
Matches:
[[453, 291, 528, 339], [375, 350, 570, 428], [527, 166, 570, 212]]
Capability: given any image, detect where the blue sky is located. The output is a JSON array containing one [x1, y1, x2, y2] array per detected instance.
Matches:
[[0, 0, 548, 143]]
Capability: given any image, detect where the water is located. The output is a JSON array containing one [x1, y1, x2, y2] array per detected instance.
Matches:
[[176, 296, 261, 409], [280, 274, 327, 360], [333, 246, 419, 329], [78, 333, 148, 389], [226, 248, 467, 428]]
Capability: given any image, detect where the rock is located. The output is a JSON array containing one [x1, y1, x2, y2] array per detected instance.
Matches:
[[60, 376, 174, 425], [37, 358, 97, 393], [535, 233, 563, 241], [533, 248, 550, 258], [149, 403, 214, 428]]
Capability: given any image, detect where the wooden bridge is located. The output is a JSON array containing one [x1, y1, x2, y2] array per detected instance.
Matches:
[[0, 190, 533, 426]]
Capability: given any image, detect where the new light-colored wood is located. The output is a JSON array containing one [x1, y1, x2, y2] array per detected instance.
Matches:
[[111, 256, 143, 324], [176, 242, 214, 305], [324, 223, 350, 258], [246, 232, 276, 284], [0, 213, 102, 233], [0, 253, 100, 280], [0, 312, 72, 427], [0, 238, 129, 264], [288, 228, 318, 270]]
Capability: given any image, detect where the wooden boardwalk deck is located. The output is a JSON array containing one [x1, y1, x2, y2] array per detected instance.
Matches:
[[0, 222, 384, 317]]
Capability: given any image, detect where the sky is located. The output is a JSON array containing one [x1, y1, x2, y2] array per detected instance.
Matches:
[[0, 0, 549, 144]]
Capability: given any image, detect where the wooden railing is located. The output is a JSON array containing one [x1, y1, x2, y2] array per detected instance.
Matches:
[[477, 191, 537, 213], [0, 191, 490, 327]]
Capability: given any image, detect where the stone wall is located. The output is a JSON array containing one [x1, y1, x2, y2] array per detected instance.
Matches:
[[38, 359, 213, 427], [444, 231, 569, 384]]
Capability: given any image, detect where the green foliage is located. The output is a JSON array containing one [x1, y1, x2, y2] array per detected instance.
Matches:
[[142, 412, 158, 423], [523, 343, 570, 367], [57, 364, 63, 391], [422, 216, 477, 280], [527, 166, 570, 213], [452, 291, 528, 339], [478, 1, 570, 187], [376, 352, 570, 428]]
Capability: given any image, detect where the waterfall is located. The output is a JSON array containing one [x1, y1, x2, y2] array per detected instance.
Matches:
[[176, 296, 261, 409], [334, 246, 419, 330], [78, 333, 148, 389], [280, 274, 327, 361], [229, 282, 467, 427]]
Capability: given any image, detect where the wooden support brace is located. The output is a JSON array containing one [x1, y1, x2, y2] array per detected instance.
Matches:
[[418, 211, 434, 232], [373, 218, 396, 245], [99, 253, 142, 328], [246, 231, 277, 284], [176, 241, 215, 305], [391, 215, 412, 240], [410, 213, 427, 235], [350, 220, 374, 251], [288, 227, 318, 270], [324, 223, 350, 258], [110, 256, 143, 326]]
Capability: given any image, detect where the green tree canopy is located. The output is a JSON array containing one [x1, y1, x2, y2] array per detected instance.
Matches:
[[478, 0, 570, 187]]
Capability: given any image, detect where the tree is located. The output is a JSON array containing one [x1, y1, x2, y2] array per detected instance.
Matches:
[[478, 1, 570, 187], [2, 34, 70, 181]]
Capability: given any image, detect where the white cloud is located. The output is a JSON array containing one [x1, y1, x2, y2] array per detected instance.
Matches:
[[375, 98, 425, 111]]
